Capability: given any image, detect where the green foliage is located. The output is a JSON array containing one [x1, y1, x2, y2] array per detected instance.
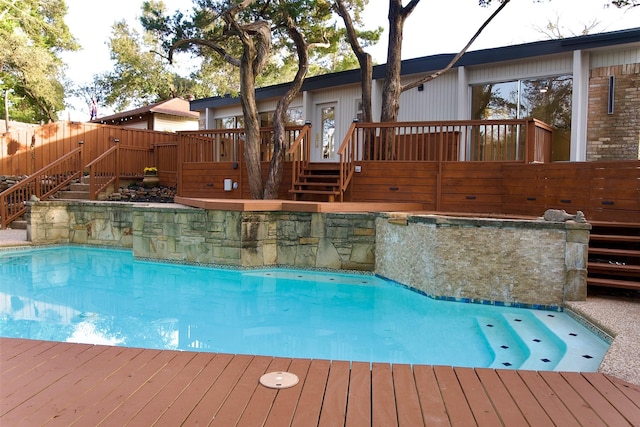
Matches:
[[0, 0, 78, 123]]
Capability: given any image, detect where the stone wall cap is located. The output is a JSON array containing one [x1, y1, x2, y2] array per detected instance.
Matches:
[[392, 213, 592, 230]]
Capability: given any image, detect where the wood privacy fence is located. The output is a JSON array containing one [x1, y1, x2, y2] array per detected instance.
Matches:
[[1, 121, 177, 177]]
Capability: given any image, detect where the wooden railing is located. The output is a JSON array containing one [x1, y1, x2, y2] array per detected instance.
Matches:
[[287, 124, 312, 191], [85, 145, 119, 200], [0, 147, 83, 229], [179, 126, 309, 164], [335, 119, 552, 203], [336, 121, 359, 201], [340, 119, 551, 163]]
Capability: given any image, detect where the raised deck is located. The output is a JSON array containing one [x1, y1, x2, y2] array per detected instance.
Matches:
[[1, 338, 639, 426]]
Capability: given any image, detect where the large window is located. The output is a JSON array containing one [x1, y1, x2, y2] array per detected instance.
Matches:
[[472, 75, 572, 160]]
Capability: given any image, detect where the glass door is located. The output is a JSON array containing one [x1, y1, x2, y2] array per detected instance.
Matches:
[[312, 103, 336, 162]]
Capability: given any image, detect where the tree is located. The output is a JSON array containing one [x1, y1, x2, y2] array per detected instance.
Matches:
[[163, 0, 367, 199], [0, 0, 78, 124], [335, 0, 510, 159], [333, 0, 382, 123]]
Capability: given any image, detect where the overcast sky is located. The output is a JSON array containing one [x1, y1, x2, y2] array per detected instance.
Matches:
[[59, 0, 639, 121]]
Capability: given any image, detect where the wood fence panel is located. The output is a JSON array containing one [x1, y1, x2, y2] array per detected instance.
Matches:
[[1, 122, 177, 177]]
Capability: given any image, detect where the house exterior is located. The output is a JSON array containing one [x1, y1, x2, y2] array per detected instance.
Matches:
[[93, 98, 199, 132], [190, 28, 640, 163]]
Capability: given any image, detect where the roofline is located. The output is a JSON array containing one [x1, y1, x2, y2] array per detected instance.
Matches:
[[190, 27, 640, 111]]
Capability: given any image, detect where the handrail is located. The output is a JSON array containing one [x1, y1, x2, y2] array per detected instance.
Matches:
[[0, 147, 83, 229], [85, 145, 119, 200], [336, 121, 359, 202], [287, 123, 312, 195]]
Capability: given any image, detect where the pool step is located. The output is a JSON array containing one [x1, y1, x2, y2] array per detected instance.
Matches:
[[477, 317, 527, 369], [529, 310, 609, 372], [500, 313, 564, 371], [479, 310, 609, 372], [478, 313, 564, 370]]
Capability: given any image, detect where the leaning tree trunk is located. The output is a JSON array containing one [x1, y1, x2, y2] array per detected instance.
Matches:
[[263, 17, 310, 200]]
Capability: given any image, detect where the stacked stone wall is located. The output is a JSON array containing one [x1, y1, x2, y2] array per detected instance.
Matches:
[[375, 214, 589, 308], [587, 64, 640, 161]]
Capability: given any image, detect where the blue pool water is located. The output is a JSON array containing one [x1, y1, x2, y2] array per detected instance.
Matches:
[[0, 246, 609, 371]]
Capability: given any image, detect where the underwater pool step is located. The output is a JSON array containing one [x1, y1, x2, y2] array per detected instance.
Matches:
[[478, 312, 568, 371], [500, 313, 564, 371], [477, 317, 527, 370], [529, 310, 609, 372]]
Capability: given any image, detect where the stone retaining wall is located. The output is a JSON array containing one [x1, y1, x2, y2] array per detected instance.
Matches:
[[27, 201, 376, 270], [26, 201, 588, 307], [375, 214, 590, 308]]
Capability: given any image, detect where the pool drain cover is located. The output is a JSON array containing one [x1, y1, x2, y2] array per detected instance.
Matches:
[[259, 371, 299, 389]]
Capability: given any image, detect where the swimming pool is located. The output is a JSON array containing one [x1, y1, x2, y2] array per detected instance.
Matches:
[[0, 246, 609, 371]]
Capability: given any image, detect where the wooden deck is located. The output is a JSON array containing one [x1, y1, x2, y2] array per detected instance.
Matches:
[[2, 338, 639, 426]]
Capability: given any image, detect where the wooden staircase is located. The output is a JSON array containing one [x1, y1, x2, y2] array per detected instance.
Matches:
[[290, 163, 342, 202], [587, 221, 640, 291]]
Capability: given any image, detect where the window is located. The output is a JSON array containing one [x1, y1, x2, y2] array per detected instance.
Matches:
[[472, 75, 572, 160]]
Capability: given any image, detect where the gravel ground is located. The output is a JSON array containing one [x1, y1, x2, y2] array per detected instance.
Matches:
[[566, 289, 640, 386]]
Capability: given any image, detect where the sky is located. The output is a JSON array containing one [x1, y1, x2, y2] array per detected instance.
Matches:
[[59, 0, 639, 121]]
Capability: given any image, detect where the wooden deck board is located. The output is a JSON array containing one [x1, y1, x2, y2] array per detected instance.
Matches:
[[345, 361, 371, 426], [1, 338, 640, 426]]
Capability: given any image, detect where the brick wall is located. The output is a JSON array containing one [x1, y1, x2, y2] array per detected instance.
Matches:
[[587, 64, 640, 161]]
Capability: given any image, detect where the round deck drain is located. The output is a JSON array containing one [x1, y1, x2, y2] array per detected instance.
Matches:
[[259, 371, 299, 389]]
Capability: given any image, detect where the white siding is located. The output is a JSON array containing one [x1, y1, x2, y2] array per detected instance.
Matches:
[[153, 114, 198, 132], [467, 54, 574, 84], [397, 71, 458, 121], [308, 84, 362, 142], [590, 46, 640, 68]]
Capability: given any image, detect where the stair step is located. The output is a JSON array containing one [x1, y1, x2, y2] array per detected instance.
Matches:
[[306, 163, 340, 170], [590, 234, 640, 243], [528, 310, 609, 372], [56, 190, 90, 200], [294, 181, 340, 188], [10, 220, 27, 230], [476, 317, 527, 369], [500, 313, 563, 371], [300, 174, 340, 179], [588, 247, 640, 257], [289, 189, 341, 195], [587, 261, 640, 275], [69, 183, 90, 191], [586, 277, 640, 290]]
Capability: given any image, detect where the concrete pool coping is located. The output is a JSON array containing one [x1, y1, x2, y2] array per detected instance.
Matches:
[[1, 227, 638, 386]]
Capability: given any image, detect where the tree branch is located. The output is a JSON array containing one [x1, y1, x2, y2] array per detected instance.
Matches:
[[402, 0, 510, 92], [168, 38, 241, 67]]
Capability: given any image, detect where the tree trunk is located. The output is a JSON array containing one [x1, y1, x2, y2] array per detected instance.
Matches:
[[263, 17, 309, 200], [239, 41, 264, 199]]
